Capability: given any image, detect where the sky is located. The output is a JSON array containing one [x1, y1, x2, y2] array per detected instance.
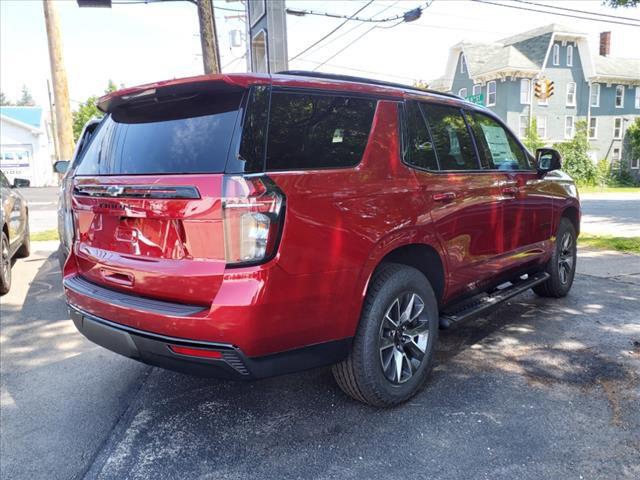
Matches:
[[1, 0, 639, 110]]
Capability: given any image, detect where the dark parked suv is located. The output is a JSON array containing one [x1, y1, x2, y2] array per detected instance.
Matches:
[[62, 72, 580, 406]]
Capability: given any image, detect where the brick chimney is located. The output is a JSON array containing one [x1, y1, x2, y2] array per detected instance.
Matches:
[[600, 31, 611, 56]]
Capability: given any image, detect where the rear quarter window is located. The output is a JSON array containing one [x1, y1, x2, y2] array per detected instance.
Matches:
[[265, 92, 376, 171]]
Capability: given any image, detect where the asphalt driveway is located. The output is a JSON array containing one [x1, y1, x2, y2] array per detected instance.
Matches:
[[1, 241, 638, 479]]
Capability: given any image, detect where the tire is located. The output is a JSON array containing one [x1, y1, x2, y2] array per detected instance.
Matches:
[[332, 263, 439, 407], [1, 232, 12, 296], [533, 217, 577, 298], [15, 216, 30, 259]]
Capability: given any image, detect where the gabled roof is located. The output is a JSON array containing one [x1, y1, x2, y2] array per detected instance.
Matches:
[[0, 106, 43, 129]]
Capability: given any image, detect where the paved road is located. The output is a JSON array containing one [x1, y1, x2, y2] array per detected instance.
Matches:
[[1, 242, 638, 479], [18, 187, 59, 233], [580, 193, 640, 237]]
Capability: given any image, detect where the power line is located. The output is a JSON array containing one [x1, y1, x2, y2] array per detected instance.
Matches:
[[295, 58, 419, 82], [286, 1, 429, 24], [289, 1, 374, 62], [512, 0, 640, 23], [471, 0, 640, 27]]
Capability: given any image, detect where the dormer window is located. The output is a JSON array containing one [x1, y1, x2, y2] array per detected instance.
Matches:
[[615, 85, 625, 108], [566, 45, 573, 67], [460, 53, 466, 74], [552, 44, 560, 66]]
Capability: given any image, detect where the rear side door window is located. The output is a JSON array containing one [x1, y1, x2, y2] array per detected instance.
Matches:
[[419, 104, 479, 171], [265, 91, 376, 171], [466, 111, 531, 171], [403, 101, 439, 171]]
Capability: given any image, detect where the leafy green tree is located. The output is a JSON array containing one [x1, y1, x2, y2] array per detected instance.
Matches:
[[553, 120, 597, 186], [72, 80, 118, 141], [603, 0, 639, 7], [0, 91, 12, 106], [523, 117, 545, 154], [16, 85, 35, 106], [627, 117, 640, 162]]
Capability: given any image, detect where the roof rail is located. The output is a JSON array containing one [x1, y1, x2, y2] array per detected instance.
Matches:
[[276, 70, 461, 100]]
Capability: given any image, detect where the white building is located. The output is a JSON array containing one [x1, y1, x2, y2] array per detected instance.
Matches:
[[0, 106, 57, 187]]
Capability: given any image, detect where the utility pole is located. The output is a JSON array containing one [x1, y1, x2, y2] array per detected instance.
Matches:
[[43, 0, 74, 161], [197, 0, 221, 74], [46, 79, 60, 163]]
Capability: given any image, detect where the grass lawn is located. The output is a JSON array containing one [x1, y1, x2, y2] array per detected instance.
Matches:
[[30, 229, 59, 242], [579, 235, 640, 254], [578, 186, 640, 194]]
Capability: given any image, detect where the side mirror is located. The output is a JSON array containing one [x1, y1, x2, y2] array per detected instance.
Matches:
[[536, 148, 562, 175], [53, 160, 71, 174], [12, 178, 30, 188]]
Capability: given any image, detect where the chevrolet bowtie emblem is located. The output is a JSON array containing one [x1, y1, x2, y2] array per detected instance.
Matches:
[[105, 186, 125, 197]]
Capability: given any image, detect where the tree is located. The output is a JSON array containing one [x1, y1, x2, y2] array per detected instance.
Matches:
[[603, 0, 639, 7], [16, 85, 35, 106], [71, 80, 118, 141], [523, 117, 546, 154], [627, 117, 640, 162], [0, 91, 12, 106], [553, 120, 597, 186]]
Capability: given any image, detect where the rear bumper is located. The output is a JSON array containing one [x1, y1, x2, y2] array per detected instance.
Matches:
[[69, 305, 351, 380]]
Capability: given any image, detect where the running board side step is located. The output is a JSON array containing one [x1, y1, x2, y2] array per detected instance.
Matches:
[[439, 272, 550, 329]]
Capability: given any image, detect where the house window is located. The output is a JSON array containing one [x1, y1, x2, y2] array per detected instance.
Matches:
[[460, 53, 466, 74], [520, 79, 531, 104], [487, 81, 496, 106], [552, 44, 560, 66], [590, 83, 600, 107], [612, 147, 621, 163], [631, 157, 639, 169], [615, 85, 624, 108], [565, 116, 575, 139], [458, 87, 467, 98], [567, 45, 573, 66], [566, 82, 576, 106], [613, 117, 623, 139], [537, 116, 547, 138], [519, 115, 528, 138], [588, 117, 598, 139], [472, 84, 481, 96], [635, 86, 640, 109]]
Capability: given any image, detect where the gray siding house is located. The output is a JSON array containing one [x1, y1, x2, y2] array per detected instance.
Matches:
[[431, 24, 640, 178]]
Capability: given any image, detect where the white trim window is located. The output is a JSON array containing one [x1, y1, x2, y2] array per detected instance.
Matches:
[[615, 85, 624, 108], [631, 157, 639, 169], [519, 115, 528, 138], [537, 116, 548, 138], [458, 87, 467, 98], [566, 82, 576, 107], [460, 53, 466, 74], [566, 45, 573, 66], [472, 84, 481, 96], [552, 44, 560, 66], [635, 86, 640, 109], [564, 116, 575, 139], [588, 117, 598, 139], [487, 81, 497, 106], [612, 147, 621, 163], [520, 78, 531, 104], [590, 83, 600, 107], [613, 117, 623, 139]]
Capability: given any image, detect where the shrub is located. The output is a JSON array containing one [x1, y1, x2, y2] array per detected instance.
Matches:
[[553, 121, 597, 186]]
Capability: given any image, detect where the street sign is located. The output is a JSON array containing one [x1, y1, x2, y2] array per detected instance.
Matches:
[[465, 93, 484, 105]]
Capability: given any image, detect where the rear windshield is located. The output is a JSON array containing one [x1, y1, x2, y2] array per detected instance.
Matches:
[[75, 93, 242, 175]]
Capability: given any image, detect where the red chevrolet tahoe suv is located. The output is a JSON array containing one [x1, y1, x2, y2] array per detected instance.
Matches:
[[63, 71, 580, 407]]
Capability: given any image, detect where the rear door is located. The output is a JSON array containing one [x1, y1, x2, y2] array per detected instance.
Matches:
[[403, 101, 505, 301], [70, 84, 245, 306]]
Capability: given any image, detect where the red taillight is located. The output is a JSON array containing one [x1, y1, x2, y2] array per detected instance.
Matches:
[[222, 175, 285, 266], [169, 345, 223, 359]]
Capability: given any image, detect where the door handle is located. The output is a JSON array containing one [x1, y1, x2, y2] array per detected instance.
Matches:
[[432, 192, 456, 202]]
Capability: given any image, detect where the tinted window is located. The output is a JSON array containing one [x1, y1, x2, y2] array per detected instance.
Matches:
[[420, 104, 478, 171], [75, 93, 242, 175], [404, 101, 438, 171], [266, 92, 376, 171], [237, 86, 270, 173], [467, 112, 530, 170]]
